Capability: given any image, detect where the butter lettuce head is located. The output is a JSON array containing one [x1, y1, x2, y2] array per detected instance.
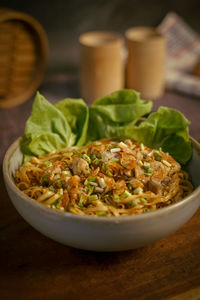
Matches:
[[20, 90, 192, 165]]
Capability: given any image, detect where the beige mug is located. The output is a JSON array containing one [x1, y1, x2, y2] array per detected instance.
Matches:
[[79, 31, 124, 104], [125, 27, 166, 99]]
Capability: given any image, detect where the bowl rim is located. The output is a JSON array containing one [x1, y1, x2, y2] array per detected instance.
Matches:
[[3, 137, 200, 224]]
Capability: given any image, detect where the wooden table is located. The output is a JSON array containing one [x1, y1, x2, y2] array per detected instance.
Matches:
[[0, 75, 200, 300]]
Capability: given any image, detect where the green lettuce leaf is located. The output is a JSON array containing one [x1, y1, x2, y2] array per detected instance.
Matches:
[[88, 89, 152, 141], [21, 92, 75, 161], [55, 98, 89, 146]]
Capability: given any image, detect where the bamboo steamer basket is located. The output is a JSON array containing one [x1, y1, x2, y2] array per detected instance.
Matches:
[[0, 9, 48, 108]]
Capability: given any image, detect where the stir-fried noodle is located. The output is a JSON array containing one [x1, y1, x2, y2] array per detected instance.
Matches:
[[15, 138, 193, 216]]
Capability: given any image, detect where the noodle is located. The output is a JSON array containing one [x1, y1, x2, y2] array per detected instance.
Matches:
[[15, 138, 193, 217]]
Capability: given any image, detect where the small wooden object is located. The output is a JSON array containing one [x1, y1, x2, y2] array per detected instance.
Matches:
[[125, 27, 166, 99], [79, 31, 124, 104], [193, 60, 200, 77], [0, 8, 48, 108]]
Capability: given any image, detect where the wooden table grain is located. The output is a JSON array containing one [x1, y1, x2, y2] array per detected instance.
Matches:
[[0, 75, 200, 300]]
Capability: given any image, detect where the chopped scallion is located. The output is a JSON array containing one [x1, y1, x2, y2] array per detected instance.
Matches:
[[44, 161, 52, 167], [87, 176, 96, 182], [134, 187, 143, 195], [144, 167, 154, 176], [110, 158, 119, 162], [88, 194, 98, 201], [113, 193, 119, 200], [153, 150, 162, 161], [86, 184, 94, 195], [106, 170, 113, 177], [131, 200, 138, 207], [93, 158, 100, 167], [96, 211, 108, 216], [82, 154, 91, 164], [121, 190, 132, 198], [90, 154, 96, 160], [103, 162, 108, 170], [162, 160, 171, 167], [109, 144, 118, 150], [78, 193, 85, 208], [143, 161, 150, 168], [140, 198, 147, 203]]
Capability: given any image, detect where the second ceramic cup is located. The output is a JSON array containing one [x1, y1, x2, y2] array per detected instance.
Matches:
[[125, 27, 166, 99], [79, 31, 124, 104]]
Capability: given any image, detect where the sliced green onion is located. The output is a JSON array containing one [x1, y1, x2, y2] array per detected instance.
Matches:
[[143, 161, 150, 168], [140, 197, 147, 203], [62, 170, 71, 175], [93, 158, 100, 167], [82, 154, 91, 164], [96, 153, 102, 159], [109, 144, 118, 150], [87, 176, 96, 182], [134, 187, 143, 195], [106, 170, 113, 177], [86, 184, 94, 195], [121, 190, 132, 198], [144, 167, 154, 176], [78, 193, 85, 208], [113, 193, 119, 200], [88, 194, 98, 201], [131, 199, 138, 207], [110, 148, 121, 153], [153, 150, 162, 161], [90, 153, 96, 160], [110, 158, 119, 162], [103, 162, 108, 170], [44, 161, 52, 167], [145, 208, 151, 213], [162, 160, 171, 167], [96, 211, 108, 216]]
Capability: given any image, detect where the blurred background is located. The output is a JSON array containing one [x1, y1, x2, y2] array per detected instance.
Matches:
[[2, 0, 200, 73]]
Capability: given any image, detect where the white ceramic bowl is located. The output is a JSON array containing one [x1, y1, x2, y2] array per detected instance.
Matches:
[[3, 137, 200, 251]]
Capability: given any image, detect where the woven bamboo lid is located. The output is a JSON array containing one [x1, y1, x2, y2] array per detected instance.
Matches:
[[0, 9, 48, 108]]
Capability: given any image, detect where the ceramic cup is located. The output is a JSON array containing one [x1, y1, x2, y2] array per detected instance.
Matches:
[[79, 31, 124, 104], [125, 27, 166, 99]]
